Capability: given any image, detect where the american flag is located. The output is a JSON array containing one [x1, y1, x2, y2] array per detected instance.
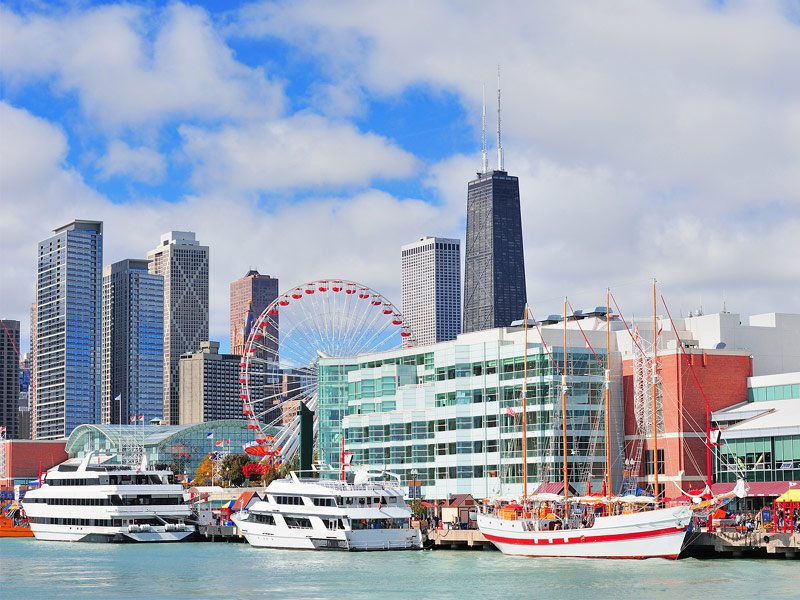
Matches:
[[506, 407, 516, 417]]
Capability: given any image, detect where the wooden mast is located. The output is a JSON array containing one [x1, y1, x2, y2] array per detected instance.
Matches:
[[522, 303, 528, 500], [562, 297, 569, 520], [605, 289, 612, 499], [651, 279, 660, 500]]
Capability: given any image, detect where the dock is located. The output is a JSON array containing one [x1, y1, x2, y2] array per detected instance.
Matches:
[[684, 530, 799, 558], [197, 524, 245, 542], [425, 528, 493, 549]]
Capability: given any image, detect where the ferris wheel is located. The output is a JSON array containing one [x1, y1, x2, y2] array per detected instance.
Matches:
[[239, 280, 414, 465]]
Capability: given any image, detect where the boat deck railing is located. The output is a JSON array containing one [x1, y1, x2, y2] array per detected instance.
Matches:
[[295, 478, 402, 493]]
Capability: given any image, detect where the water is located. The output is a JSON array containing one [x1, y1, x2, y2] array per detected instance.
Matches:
[[1, 538, 797, 600]]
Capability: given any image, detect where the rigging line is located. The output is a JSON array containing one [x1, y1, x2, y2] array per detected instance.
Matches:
[[527, 308, 562, 376], [566, 300, 604, 366], [609, 293, 646, 356]]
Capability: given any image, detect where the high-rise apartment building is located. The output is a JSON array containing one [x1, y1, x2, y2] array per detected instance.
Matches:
[[147, 232, 209, 425], [230, 270, 279, 357], [401, 237, 461, 346], [34, 220, 103, 439], [101, 259, 164, 425], [463, 76, 527, 333], [1, 319, 21, 439]]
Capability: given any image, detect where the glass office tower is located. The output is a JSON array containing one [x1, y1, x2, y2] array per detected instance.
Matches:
[[35, 220, 102, 439]]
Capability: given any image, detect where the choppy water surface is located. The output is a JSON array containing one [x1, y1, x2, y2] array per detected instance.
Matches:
[[1, 538, 797, 600]]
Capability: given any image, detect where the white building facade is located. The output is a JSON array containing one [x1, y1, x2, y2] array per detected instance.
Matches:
[[319, 324, 624, 500], [401, 237, 461, 346]]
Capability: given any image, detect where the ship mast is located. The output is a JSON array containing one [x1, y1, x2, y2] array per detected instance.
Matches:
[[522, 304, 528, 500], [562, 297, 569, 520], [651, 279, 660, 501], [605, 289, 612, 500]]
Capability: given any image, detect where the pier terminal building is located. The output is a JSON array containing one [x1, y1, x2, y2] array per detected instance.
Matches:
[[318, 310, 800, 501]]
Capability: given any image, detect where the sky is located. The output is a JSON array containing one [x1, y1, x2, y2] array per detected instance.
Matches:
[[1, 0, 799, 354]]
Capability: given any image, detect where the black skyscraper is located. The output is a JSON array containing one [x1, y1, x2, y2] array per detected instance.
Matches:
[[463, 70, 527, 332], [463, 170, 527, 332]]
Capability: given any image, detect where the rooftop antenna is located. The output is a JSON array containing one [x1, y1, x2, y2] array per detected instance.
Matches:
[[496, 65, 504, 171], [481, 84, 489, 174]]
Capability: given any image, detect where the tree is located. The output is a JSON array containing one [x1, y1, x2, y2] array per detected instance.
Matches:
[[221, 453, 254, 487], [194, 455, 212, 486]]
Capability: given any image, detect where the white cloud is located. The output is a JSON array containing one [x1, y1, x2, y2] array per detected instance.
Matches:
[[0, 3, 284, 129], [180, 113, 420, 193], [97, 140, 166, 183], [0, 103, 447, 353]]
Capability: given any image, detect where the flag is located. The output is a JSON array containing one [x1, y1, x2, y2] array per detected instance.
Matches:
[[226, 439, 230, 445], [130, 416, 136, 422], [0, 426, 6, 432], [215, 441, 223, 447], [138, 415, 144, 421], [656, 326, 663, 338], [114, 394, 121, 402], [206, 432, 214, 439], [506, 407, 516, 417]]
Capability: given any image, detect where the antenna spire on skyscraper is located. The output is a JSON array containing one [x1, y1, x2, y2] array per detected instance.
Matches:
[[481, 84, 489, 174], [496, 65, 504, 171]]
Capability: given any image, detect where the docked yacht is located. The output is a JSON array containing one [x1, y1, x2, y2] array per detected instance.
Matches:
[[233, 470, 422, 551], [21, 453, 195, 543]]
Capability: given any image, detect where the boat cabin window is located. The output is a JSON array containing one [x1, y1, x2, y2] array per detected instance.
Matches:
[[312, 497, 337, 507], [274, 495, 304, 505], [252, 513, 275, 525], [324, 518, 345, 530], [284, 516, 313, 529]]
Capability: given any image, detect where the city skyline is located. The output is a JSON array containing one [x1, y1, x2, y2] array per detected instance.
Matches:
[[2, 2, 799, 356]]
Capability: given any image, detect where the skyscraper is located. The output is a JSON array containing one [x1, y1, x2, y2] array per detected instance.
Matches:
[[463, 73, 526, 333], [147, 232, 209, 425], [34, 220, 103, 439], [401, 237, 461, 345], [230, 270, 279, 357], [1, 319, 21, 439], [178, 341, 274, 424], [101, 259, 164, 425]]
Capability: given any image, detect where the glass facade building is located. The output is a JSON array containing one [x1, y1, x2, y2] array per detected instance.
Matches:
[[463, 171, 527, 333], [101, 259, 164, 425], [35, 220, 102, 439], [65, 420, 281, 476], [1, 319, 21, 438], [318, 328, 621, 499], [714, 373, 800, 483]]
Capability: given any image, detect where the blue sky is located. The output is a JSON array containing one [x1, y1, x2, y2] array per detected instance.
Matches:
[[2, 0, 799, 352]]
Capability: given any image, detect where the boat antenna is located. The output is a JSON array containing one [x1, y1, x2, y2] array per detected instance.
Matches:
[[481, 84, 489, 174], [496, 65, 504, 171]]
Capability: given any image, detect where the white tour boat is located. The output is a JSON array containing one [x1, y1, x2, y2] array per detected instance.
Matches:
[[22, 452, 195, 543], [234, 470, 422, 551]]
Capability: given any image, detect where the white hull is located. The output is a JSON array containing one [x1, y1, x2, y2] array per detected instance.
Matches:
[[29, 523, 194, 543], [238, 521, 421, 551], [478, 506, 691, 559]]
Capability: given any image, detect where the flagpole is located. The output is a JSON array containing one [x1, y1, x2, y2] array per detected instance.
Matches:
[[522, 303, 528, 501]]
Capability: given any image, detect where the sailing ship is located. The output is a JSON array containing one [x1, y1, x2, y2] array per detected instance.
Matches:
[[478, 286, 745, 559]]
